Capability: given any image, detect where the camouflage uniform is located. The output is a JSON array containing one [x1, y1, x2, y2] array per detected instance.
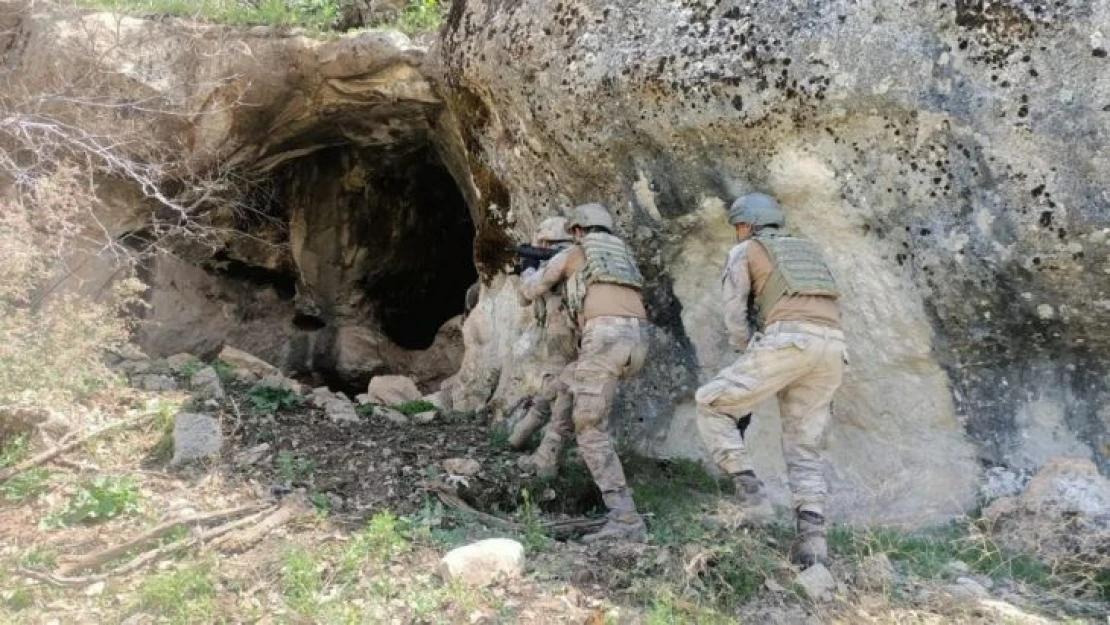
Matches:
[[509, 218, 578, 467], [696, 192, 845, 567], [520, 204, 650, 542]]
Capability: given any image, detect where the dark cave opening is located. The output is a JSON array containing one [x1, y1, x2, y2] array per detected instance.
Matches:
[[280, 141, 476, 353], [359, 158, 477, 350]]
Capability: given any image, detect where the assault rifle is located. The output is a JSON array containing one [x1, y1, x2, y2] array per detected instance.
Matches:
[[508, 244, 556, 274]]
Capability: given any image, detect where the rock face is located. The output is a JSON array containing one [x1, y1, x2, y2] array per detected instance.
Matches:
[[2, 3, 473, 391], [435, 0, 1110, 524]]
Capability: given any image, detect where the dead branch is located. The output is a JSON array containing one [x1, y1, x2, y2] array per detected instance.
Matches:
[[17, 506, 276, 587], [208, 495, 311, 553], [426, 483, 606, 538], [57, 503, 268, 576], [0, 411, 158, 482]]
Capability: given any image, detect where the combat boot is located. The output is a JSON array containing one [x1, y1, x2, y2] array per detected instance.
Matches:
[[581, 490, 647, 544], [516, 432, 563, 479], [732, 471, 775, 525], [508, 407, 545, 450], [792, 510, 829, 569]]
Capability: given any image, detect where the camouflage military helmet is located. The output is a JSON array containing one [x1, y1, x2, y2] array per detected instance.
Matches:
[[728, 192, 785, 228], [567, 203, 614, 232], [533, 216, 572, 245]]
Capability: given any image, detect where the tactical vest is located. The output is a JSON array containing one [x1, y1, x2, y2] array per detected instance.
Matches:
[[564, 232, 644, 325], [751, 233, 839, 327]]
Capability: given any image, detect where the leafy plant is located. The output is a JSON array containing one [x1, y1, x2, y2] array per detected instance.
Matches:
[[211, 359, 236, 383], [396, 0, 443, 34], [275, 451, 316, 485], [0, 434, 30, 469], [393, 399, 437, 416], [1, 468, 52, 501], [248, 385, 303, 414], [356, 404, 375, 417], [45, 475, 142, 527], [518, 488, 551, 553], [175, 360, 203, 379]]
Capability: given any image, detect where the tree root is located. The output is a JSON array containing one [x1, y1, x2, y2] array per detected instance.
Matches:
[[425, 482, 605, 539], [16, 501, 294, 587], [56, 503, 268, 576], [0, 412, 158, 482]]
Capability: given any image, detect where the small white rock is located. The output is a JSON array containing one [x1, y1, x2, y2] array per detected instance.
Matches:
[[439, 538, 525, 587], [85, 581, 106, 596]]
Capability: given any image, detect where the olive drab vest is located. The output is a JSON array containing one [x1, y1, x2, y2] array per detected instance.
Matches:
[[751, 233, 840, 327], [564, 232, 644, 325]]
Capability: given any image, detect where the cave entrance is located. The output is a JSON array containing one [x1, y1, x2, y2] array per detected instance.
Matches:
[[273, 138, 476, 389]]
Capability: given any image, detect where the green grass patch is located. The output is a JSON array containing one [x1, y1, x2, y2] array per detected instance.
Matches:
[[1, 468, 53, 502], [18, 548, 58, 570], [281, 546, 322, 616], [0, 434, 31, 469], [175, 360, 203, 379], [247, 385, 303, 414], [623, 453, 726, 546], [136, 563, 217, 624], [336, 511, 412, 582], [4, 588, 34, 612], [211, 359, 236, 383], [487, 425, 511, 452], [829, 523, 1053, 587], [394, 0, 444, 34], [44, 475, 141, 527], [646, 590, 737, 625], [68, 0, 342, 31], [275, 451, 316, 485], [356, 404, 375, 418], [392, 399, 437, 416]]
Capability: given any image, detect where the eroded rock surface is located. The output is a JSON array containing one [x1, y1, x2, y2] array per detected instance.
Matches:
[[436, 0, 1110, 523]]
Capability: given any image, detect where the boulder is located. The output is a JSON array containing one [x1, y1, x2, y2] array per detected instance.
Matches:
[[310, 388, 359, 425], [258, 374, 307, 396], [375, 406, 409, 425], [218, 346, 280, 380], [983, 457, 1110, 593], [855, 553, 896, 591], [1018, 457, 1110, 518], [439, 539, 525, 587], [171, 413, 222, 466], [164, 353, 199, 372], [793, 564, 836, 601], [189, 366, 225, 401], [366, 375, 421, 406], [443, 458, 481, 477], [134, 374, 178, 392]]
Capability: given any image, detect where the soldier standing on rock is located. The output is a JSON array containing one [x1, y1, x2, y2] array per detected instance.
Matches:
[[696, 192, 847, 568], [518, 203, 651, 543], [509, 217, 577, 478]]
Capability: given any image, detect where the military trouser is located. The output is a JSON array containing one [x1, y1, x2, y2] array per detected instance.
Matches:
[[567, 316, 648, 511], [695, 321, 846, 516], [510, 364, 575, 456]]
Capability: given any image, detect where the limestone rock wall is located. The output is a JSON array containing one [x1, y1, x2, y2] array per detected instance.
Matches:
[[437, 0, 1110, 524], [1, 3, 474, 391]]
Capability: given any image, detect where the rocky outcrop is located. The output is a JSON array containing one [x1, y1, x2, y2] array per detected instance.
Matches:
[[1, 2, 475, 390], [436, 1, 1110, 524]]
